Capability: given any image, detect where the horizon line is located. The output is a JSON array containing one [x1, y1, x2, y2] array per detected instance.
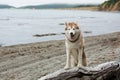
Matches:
[[0, 3, 101, 8]]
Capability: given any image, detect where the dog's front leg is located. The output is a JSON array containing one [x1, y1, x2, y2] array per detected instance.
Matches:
[[71, 49, 78, 67], [77, 48, 82, 67], [81, 46, 87, 66], [64, 49, 71, 69], [77, 47, 87, 67]]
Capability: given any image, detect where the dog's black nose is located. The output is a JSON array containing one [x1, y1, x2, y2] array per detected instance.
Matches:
[[70, 32, 73, 35]]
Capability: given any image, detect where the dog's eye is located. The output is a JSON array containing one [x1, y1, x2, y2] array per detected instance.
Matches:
[[73, 28, 75, 30]]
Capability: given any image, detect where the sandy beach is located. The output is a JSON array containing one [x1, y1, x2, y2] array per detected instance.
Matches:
[[55, 6, 99, 10], [0, 32, 120, 80]]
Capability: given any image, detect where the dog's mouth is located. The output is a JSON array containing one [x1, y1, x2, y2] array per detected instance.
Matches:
[[70, 33, 74, 39]]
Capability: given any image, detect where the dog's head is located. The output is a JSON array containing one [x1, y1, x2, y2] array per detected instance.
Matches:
[[65, 22, 80, 42]]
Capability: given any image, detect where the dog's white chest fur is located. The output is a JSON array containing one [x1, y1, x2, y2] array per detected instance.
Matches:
[[65, 38, 80, 49]]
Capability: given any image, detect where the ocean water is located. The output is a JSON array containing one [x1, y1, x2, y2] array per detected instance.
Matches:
[[0, 9, 120, 46]]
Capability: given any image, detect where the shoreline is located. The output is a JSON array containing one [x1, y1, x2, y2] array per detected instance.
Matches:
[[54, 6, 99, 11], [0, 31, 117, 47], [0, 6, 99, 11], [0, 32, 120, 80]]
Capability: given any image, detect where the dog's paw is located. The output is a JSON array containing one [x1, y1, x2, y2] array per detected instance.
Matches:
[[77, 64, 87, 69], [77, 64, 83, 68], [64, 65, 70, 70]]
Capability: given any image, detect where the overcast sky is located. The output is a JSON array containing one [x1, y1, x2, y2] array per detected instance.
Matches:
[[0, 0, 106, 7]]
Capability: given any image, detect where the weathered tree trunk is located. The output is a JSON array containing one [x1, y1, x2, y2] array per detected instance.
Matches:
[[39, 61, 120, 80]]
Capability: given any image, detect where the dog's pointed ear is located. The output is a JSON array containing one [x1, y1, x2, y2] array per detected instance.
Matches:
[[65, 22, 67, 30], [76, 24, 80, 29], [76, 26, 79, 29], [74, 22, 79, 29]]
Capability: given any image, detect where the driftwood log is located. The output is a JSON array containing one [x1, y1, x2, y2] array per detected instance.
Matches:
[[39, 61, 120, 80]]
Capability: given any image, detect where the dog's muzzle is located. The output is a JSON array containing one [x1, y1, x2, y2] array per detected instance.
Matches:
[[70, 32, 74, 39]]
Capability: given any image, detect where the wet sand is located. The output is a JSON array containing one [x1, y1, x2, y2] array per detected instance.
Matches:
[[0, 32, 120, 80]]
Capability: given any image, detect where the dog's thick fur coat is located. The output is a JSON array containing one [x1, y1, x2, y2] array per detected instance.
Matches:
[[64, 22, 87, 69]]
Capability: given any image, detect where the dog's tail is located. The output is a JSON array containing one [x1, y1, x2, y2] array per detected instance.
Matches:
[[82, 46, 87, 66]]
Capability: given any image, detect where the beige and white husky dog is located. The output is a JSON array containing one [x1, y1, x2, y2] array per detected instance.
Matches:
[[64, 22, 87, 69]]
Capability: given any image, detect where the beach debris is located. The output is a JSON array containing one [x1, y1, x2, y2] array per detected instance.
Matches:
[[33, 33, 57, 37], [59, 23, 65, 25], [33, 32, 65, 37], [61, 32, 65, 35], [84, 31, 92, 34], [39, 61, 120, 80]]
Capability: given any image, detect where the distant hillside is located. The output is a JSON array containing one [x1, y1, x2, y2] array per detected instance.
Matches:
[[75, 4, 98, 7], [19, 4, 75, 9], [0, 4, 14, 9], [19, 4, 98, 9], [99, 0, 120, 11], [0, 4, 98, 9]]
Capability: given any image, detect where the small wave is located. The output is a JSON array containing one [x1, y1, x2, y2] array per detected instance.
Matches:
[[17, 23, 29, 26], [84, 31, 92, 34], [80, 16, 95, 19], [0, 18, 10, 21]]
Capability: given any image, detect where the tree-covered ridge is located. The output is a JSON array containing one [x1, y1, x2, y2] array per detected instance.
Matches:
[[0, 4, 14, 8], [99, 0, 120, 11]]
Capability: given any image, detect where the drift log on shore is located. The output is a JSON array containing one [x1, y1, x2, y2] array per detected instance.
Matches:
[[39, 61, 120, 80]]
